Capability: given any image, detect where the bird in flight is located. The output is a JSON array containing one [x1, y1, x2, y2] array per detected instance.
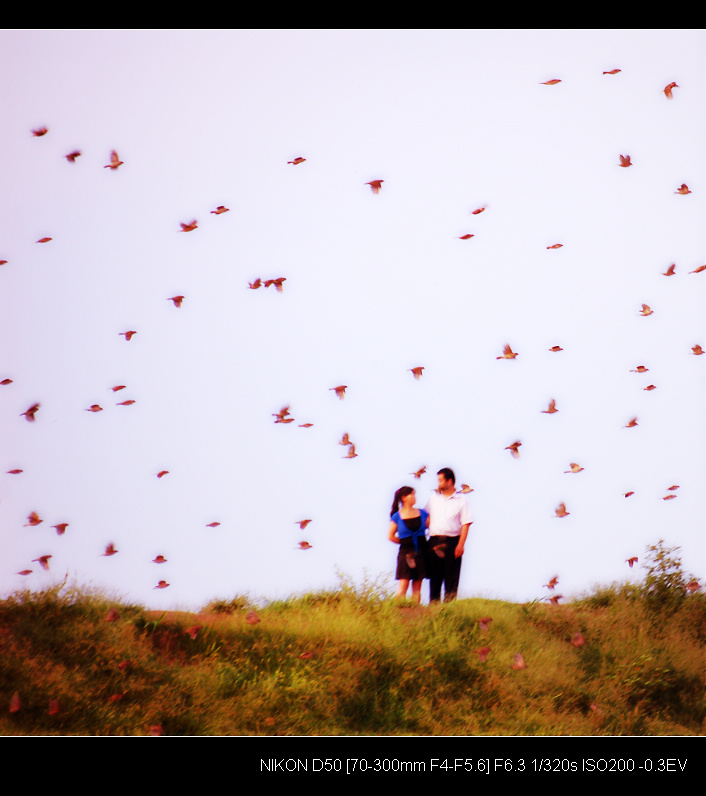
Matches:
[[153, 555, 167, 564], [505, 441, 521, 459], [625, 417, 638, 428], [330, 385, 347, 399], [626, 557, 638, 568], [168, 296, 184, 307], [155, 581, 169, 589], [692, 345, 704, 355], [206, 522, 221, 527], [664, 82, 678, 99], [544, 577, 559, 590], [639, 304, 653, 316], [471, 207, 486, 215], [32, 555, 52, 571], [458, 234, 474, 240], [675, 184, 691, 195], [21, 403, 40, 421], [120, 331, 137, 341], [264, 278, 286, 292], [565, 463, 583, 473], [458, 484, 473, 494], [32, 126, 48, 136], [65, 150, 81, 162], [116, 399, 135, 406], [624, 491, 635, 498], [298, 541, 313, 550], [180, 220, 198, 232], [630, 365, 648, 373], [619, 154, 632, 167], [411, 467, 426, 479], [296, 520, 312, 529], [603, 69, 621, 75], [211, 206, 229, 214], [7, 469, 23, 474], [25, 511, 42, 526], [410, 367, 424, 380], [53, 523, 68, 536], [663, 264, 676, 276], [547, 243, 563, 249], [690, 265, 706, 274], [156, 471, 169, 478], [248, 279, 262, 289], [555, 503, 570, 518], [542, 399, 558, 414], [366, 180, 384, 193], [540, 79, 561, 85], [343, 443, 358, 459], [103, 543, 118, 556], [37, 237, 52, 243], [497, 344, 518, 360], [474, 646, 491, 662], [548, 345, 563, 352], [288, 157, 306, 165], [104, 151, 123, 170], [86, 404, 103, 412]]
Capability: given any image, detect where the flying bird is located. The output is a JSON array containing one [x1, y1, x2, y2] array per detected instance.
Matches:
[[662, 494, 677, 500], [119, 331, 137, 341], [675, 184, 691, 195], [643, 385, 657, 391], [21, 403, 40, 422], [343, 443, 358, 459], [264, 278, 286, 292], [1, 378, 12, 385], [7, 469, 23, 474], [458, 234, 474, 240], [474, 646, 491, 662], [116, 399, 135, 406], [210, 206, 229, 214], [36, 237, 52, 243], [663, 82, 678, 99], [410, 367, 424, 379], [155, 581, 169, 589], [471, 207, 486, 215], [603, 69, 621, 74], [206, 522, 221, 527], [104, 151, 123, 169], [626, 557, 638, 568], [168, 296, 184, 307], [17, 570, 33, 576], [185, 626, 202, 640], [299, 423, 314, 428], [497, 344, 518, 360], [152, 555, 167, 564], [86, 404, 103, 412], [330, 385, 347, 399], [630, 365, 648, 373], [339, 432, 351, 446], [32, 126, 48, 136], [544, 577, 559, 590], [619, 154, 632, 167], [624, 491, 635, 498], [103, 543, 118, 556], [639, 304, 653, 316], [692, 345, 704, 355], [65, 150, 81, 162], [458, 484, 473, 494], [542, 399, 558, 414], [565, 463, 583, 473], [548, 345, 563, 352], [512, 653, 527, 670], [625, 417, 638, 428], [32, 555, 52, 571], [156, 471, 169, 478], [112, 385, 127, 392], [248, 279, 262, 289], [547, 243, 563, 249], [287, 157, 306, 165], [667, 485, 679, 491], [686, 580, 701, 594], [366, 180, 384, 193], [296, 520, 312, 529], [689, 265, 706, 274], [540, 79, 561, 85], [180, 220, 198, 232], [298, 541, 313, 550], [411, 467, 426, 479], [554, 503, 570, 518], [663, 264, 676, 276], [25, 512, 42, 527], [546, 594, 563, 606], [53, 523, 68, 536], [505, 441, 521, 459]]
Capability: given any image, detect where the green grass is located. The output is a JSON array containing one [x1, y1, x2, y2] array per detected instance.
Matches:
[[1, 568, 704, 736]]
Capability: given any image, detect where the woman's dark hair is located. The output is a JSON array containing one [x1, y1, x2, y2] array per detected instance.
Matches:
[[391, 486, 414, 517]]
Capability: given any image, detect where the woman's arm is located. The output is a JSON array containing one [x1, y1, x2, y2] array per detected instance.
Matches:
[[388, 520, 400, 543]]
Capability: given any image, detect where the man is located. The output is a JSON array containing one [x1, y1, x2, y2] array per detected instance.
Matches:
[[425, 468, 472, 603]]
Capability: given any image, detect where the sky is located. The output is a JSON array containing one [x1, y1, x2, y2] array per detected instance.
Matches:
[[1, 29, 704, 611]]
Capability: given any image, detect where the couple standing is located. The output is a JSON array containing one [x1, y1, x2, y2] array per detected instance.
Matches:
[[388, 467, 472, 604]]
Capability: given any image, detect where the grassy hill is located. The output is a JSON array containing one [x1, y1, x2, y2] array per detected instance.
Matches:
[[1, 544, 704, 736]]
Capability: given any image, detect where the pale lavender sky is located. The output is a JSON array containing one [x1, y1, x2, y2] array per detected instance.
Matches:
[[1, 29, 704, 610]]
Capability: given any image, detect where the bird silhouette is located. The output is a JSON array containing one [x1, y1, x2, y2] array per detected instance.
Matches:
[[116, 399, 135, 406], [603, 69, 621, 75], [505, 441, 521, 458], [330, 385, 347, 399], [211, 205, 229, 214], [459, 234, 474, 240], [343, 443, 358, 459], [471, 207, 486, 215], [619, 154, 632, 167], [565, 463, 583, 473], [664, 82, 678, 99], [32, 127, 48, 136], [168, 296, 184, 307], [555, 503, 570, 518], [104, 151, 123, 169], [625, 417, 638, 428], [690, 265, 706, 274], [478, 617, 493, 632], [152, 555, 167, 564], [180, 220, 198, 232], [497, 344, 518, 360], [155, 581, 169, 589], [248, 279, 262, 289], [25, 511, 42, 527], [36, 237, 52, 243], [675, 184, 691, 195], [206, 522, 221, 527], [86, 404, 103, 412], [410, 367, 424, 379], [298, 541, 313, 550], [544, 577, 559, 590], [540, 79, 561, 85], [547, 243, 563, 249], [21, 403, 40, 422], [663, 264, 676, 276], [366, 180, 383, 193], [32, 555, 52, 571], [65, 150, 81, 162], [411, 467, 426, 479], [288, 157, 306, 165], [103, 543, 118, 556], [630, 365, 648, 373], [692, 345, 704, 355], [53, 523, 68, 536], [156, 471, 169, 478], [548, 345, 563, 352], [264, 278, 286, 292], [542, 399, 558, 414], [640, 304, 653, 316], [119, 331, 137, 341], [7, 469, 23, 474], [626, 557, 638, 568], [296, 520, 312, 529]]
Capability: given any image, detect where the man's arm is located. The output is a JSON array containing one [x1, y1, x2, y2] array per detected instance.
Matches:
[[455, 522, 472, 558]]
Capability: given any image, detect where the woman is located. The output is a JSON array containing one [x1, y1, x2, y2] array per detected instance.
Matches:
[[388, 486, 430, 604]]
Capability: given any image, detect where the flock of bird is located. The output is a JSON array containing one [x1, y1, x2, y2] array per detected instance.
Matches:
[[5, 67, 703, 612]]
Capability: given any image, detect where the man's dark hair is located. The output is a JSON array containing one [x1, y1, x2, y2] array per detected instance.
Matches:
[[437, 467, 455, 484]]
